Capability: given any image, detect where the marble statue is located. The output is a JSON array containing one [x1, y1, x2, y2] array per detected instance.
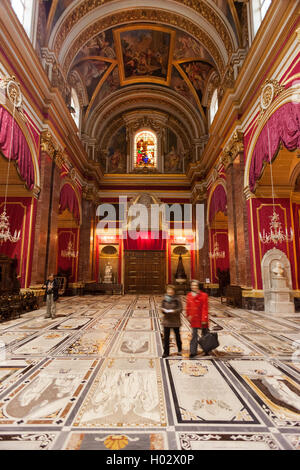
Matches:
[[271, 261, 286, 279], [103, 262, 113, 283]]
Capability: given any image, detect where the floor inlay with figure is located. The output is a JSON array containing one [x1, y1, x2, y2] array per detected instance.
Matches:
[[0, 295, 299, 450]]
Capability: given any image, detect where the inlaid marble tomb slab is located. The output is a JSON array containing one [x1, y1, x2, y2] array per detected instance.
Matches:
[[214, 318, 259, 333], [12, 332, 70, 356], [57, 330, 114, 356], [12, 317, 60, 331], [90, 317, 121, 331], [0, 432, 58, 450], [0, 331, 34, 348], [110, 331, 157, 357], [0, 360, 37, 395], [63, 431, 167, 450], [227, 359, 300, 427], [73, 358, 167, 428], [177, 432, 280, 450], [246, 318, 297, 333], [125, 318, 153, 331], [0, 318, 33, 330], [212, 332, 262, 357], [166, 359, 259, 425], [240, 332, 297, 356], [51, 317, 92, 331], [131, 310, 151, 318], [0, 359, 97, 426]]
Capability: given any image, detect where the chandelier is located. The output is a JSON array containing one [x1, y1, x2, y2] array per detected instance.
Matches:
[[209, 241, 225, 259], [0, 83, 21, 244], [0, 210, 21, 243], [61, 240, 78, 258], [259, 126, 293, 245], [259, 210, 293, 244]]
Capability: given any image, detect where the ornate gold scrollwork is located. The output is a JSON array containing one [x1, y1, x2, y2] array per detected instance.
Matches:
[[221, 130, 244, 169]]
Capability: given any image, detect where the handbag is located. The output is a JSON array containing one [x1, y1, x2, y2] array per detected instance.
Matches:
[[198, 330, 219, 354]]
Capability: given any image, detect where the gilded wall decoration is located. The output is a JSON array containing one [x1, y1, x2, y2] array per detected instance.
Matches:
[[61, 10, 225, 77], [52, 1, 233, 68]]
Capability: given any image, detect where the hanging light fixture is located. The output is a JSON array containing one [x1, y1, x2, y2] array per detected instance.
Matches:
[[61, 238, 78, 258], [0, 78, 21, 244], [259, 126, 293, 245], [209, 240, 225, 259]]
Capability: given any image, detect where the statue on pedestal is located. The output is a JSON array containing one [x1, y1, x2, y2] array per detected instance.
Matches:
[[103, 262, 113, 284], [271, 261, 286, 279]]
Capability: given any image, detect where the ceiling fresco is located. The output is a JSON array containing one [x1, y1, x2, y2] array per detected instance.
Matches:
[[66, 25, 217, 122]]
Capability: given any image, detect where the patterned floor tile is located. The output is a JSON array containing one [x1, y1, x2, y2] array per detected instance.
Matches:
[[11, 332, 70, 356], [63, 431, 168, 450], [226, 359, 300, 427], [0, 358, 97, 426], [0, 295, 298, 449], [110, 331, 157, 357], [177, 431, 281, 450], [73, 358, 167, 428], [0, 432, 58, 449], [166, 359, 259, 424]]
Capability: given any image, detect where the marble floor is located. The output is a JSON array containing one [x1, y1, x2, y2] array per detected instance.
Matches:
[[0, 294, 299, 450]]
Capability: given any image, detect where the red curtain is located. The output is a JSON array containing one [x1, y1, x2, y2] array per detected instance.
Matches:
[[123, 231, 166, 250], [250, 102, 300, 191], [57, 228, 79, 282], [209, 184, 227, 224], [0, 106, 35, 190], [59, 183, 80, 224], [0, 197, 33, 287]]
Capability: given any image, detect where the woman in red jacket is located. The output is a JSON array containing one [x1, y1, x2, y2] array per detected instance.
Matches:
[[186, 280, 209, 358]]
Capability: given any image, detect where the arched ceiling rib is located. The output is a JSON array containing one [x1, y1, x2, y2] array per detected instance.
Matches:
[[86, 85, 204, 142]]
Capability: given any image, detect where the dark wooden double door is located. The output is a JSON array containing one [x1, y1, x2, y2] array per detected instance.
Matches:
[[124, 251, 165, 294]]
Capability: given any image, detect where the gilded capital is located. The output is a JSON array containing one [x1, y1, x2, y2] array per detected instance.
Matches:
[[222, 130, 244, 169]]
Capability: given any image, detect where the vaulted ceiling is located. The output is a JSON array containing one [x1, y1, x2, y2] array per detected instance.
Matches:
[[36, 1, 249, 173]]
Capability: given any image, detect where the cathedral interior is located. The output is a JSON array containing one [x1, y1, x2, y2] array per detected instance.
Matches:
[[0, 0, 299, 451]]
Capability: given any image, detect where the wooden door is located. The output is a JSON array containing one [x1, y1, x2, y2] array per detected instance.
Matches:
[[124, 251, 165, 294]]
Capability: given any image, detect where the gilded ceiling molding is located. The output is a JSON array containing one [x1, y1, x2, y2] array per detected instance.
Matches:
[[258, 79, 285, 120], [59, 9, 226, 78], [52, 0, 233, 67], [221, 130, 244, 170]]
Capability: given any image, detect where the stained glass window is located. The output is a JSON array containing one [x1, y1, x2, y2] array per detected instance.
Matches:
[[134, 131, 157, 168]]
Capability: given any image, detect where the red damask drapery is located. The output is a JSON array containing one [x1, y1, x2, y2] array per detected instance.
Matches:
[[0, 106, 35, 190], [123, 231, 166, 250], [59, 183, 80, 225], [249, 102, 300, 192], [209, 184, 227, 224]]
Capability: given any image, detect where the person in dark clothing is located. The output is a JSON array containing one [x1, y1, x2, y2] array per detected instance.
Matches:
[[161, 285, 182, 358], [43, 274, 59, 319]]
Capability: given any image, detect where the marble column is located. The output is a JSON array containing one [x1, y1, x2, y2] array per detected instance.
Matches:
[[223, 132, 252, 288], [77, 195, 96, 283], [30, 135, 62, 285]]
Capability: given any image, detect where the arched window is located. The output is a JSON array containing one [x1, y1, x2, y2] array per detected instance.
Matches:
[[210, 89, 218, 125], [251, 0, 272, 36], [11, 0, 35, 38], [70, 88, 80, 128], [134, 130, 157, 168]]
